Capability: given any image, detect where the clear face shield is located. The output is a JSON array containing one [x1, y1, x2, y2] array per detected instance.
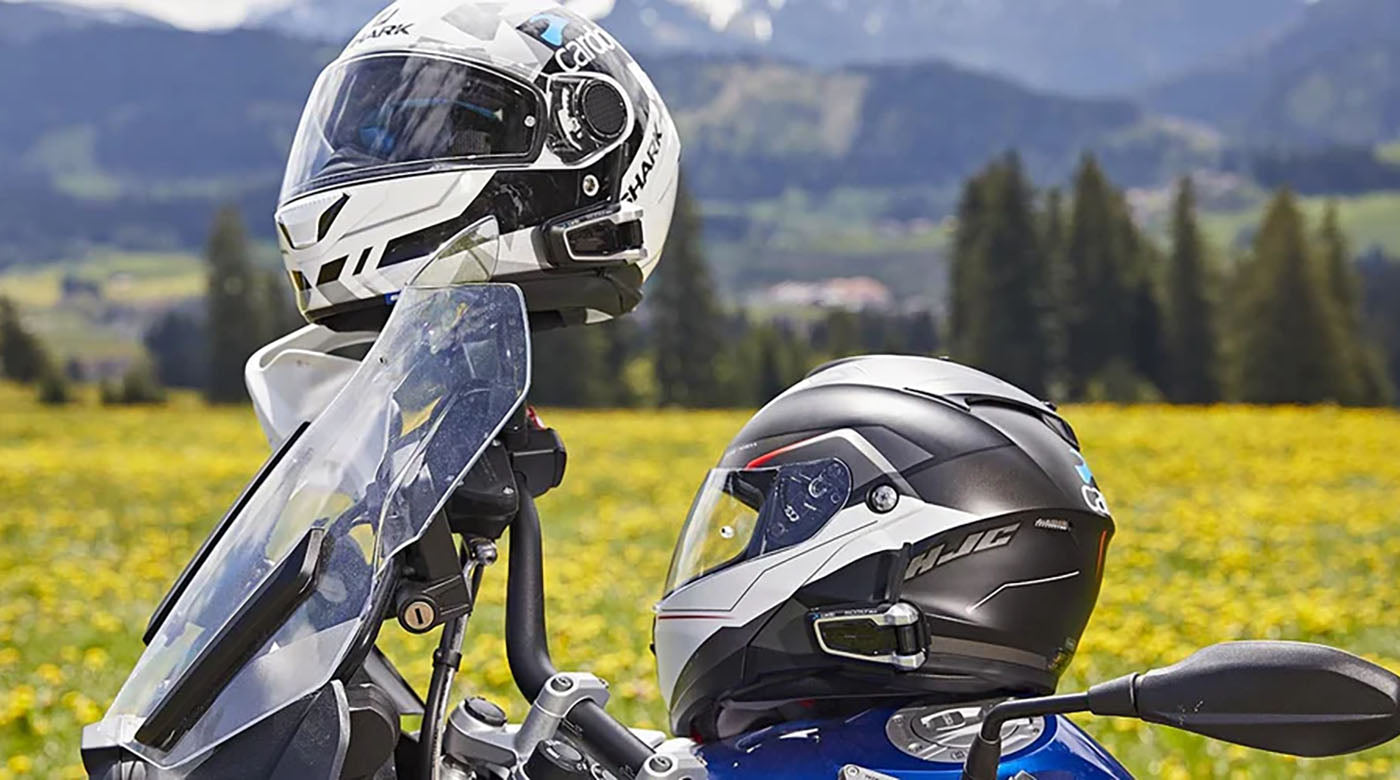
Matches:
[[280, 54, 545, 202], [665, 459, 854, 596], [280, 53, 637, 204], [93, 223, 530, 771]]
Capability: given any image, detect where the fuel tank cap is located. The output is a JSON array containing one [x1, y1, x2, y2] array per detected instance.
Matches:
[[885, 701, 1046, 764]]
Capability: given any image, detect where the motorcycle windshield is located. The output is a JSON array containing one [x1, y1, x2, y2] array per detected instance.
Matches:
[[98, 273, 529, 769]]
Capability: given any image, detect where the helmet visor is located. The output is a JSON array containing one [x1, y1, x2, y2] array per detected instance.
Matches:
[[281, 54, 543, 202], [665, 459, 852, 595]]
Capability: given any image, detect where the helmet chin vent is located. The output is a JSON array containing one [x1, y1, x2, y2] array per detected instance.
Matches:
[[317, 193, 351, 242]]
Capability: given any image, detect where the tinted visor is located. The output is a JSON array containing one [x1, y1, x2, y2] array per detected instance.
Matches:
[[665, 459, 852, 595], [282, 54, 542, 202]]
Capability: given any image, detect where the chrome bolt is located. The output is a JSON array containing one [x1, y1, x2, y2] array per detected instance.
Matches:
[[869, 484, 899, 514], [583, 174, 601, 197]]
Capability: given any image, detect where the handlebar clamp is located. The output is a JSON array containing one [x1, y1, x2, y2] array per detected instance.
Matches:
[[514, 673, 610, 761]]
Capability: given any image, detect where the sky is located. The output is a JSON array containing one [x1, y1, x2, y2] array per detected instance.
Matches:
[[4, 0, 290, 28], [3, 0, 747, 30]]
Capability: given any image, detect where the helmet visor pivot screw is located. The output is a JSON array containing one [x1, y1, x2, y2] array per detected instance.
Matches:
[[869, 484, 900, 514], [583, 174, 601, 197]]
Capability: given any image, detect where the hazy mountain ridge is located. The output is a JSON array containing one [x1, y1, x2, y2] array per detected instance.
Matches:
[[644, 54, 1210, 200], [0, 6, 333, 261], [0, 0, 167, 41], [1147, 0, 1400, 147], [253, 0, 1309, 96], [1, 0, 1396, 279], [0, 2, 1206, 266]]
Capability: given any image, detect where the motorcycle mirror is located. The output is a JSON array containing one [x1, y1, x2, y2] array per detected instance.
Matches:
[[962, 641, 1400, 780], [1088, 641, 1400, 757]]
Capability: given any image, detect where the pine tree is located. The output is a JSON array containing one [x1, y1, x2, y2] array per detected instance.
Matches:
[[1129, 237, 1167, 394], [36, 360, 72, 406], [949, 169, 991, 351], [751, 322, 810, 406], [858, 310, 904, 354], [599, 318, 640, 407], [652, 180, 725, 408], [103, 360, 167, 406], [1163, 177, 1221, 404], [0, 297, 48, 384], [1234, 189, 1345, 404], [949, 154, 1048, 395], [754, 327, 787, 407], [1063, 154, 1150, 397], [205, 207, 265, 403], [903, 311, 941, 356], [145, 310, 207, 390], [821, 309, 862, 359], [1357, 255, 1400, 402], [1041, 187, 1071, 395], [530, 325, 610, 407], [1317, 203, 1391, 405]]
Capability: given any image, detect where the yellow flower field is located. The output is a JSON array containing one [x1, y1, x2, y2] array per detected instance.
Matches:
[[1, 385, 1398, 778]]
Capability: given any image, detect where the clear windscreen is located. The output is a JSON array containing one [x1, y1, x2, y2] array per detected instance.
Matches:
[[665, 459, 853, 595], [100, 279, 530, 769], [281, 53, 543, 202]]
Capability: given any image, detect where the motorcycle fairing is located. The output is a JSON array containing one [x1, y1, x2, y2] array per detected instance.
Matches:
[[87, 281, 530, 773], [84, 681, 351, 780], [246, 324, 378, 449]]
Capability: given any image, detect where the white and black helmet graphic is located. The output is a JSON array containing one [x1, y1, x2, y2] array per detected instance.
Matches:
[[275, 0, 680, 330], [653, 356, 1117, 742]]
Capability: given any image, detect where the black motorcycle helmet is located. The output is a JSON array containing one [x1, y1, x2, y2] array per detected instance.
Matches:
[[653, 356, 1115, 741]]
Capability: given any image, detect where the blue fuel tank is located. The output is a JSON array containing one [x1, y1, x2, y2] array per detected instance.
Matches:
[[697, 701, 1133, 779]]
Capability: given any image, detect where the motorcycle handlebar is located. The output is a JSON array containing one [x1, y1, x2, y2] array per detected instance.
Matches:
[[505, 489, 656, 775]]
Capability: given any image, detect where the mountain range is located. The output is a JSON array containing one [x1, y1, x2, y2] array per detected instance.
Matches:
[[0, 0, 165, 40], [0, 0, 1397, 279], [0, 1, 1204, 267], [254, 0, 1311, 96], [1146, 0, 1400, 146]]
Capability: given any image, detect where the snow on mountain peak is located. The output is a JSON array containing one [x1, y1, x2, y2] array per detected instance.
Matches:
[[673, 0, 744, 29]]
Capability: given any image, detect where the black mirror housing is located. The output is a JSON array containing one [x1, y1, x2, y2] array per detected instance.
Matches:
[[1089, 641, 1400, 757]]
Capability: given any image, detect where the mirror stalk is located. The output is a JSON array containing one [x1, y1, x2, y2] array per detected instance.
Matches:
[[961, 693, 1090, 780]]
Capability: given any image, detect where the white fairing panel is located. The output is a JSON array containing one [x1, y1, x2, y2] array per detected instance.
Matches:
[[246, 325, 374, 449]]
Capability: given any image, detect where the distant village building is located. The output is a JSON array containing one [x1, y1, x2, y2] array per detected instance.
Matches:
[[760, 277, 894, 311]]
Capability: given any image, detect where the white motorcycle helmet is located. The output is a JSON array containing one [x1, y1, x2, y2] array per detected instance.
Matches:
[[653, 356, 1117, 742], [275, 0, 680, 331]]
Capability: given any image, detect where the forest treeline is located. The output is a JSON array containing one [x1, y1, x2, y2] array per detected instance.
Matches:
[[532, 155, 1397, 408], [2, 155, 1397, 409], [951, 153, 1393, 406]]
